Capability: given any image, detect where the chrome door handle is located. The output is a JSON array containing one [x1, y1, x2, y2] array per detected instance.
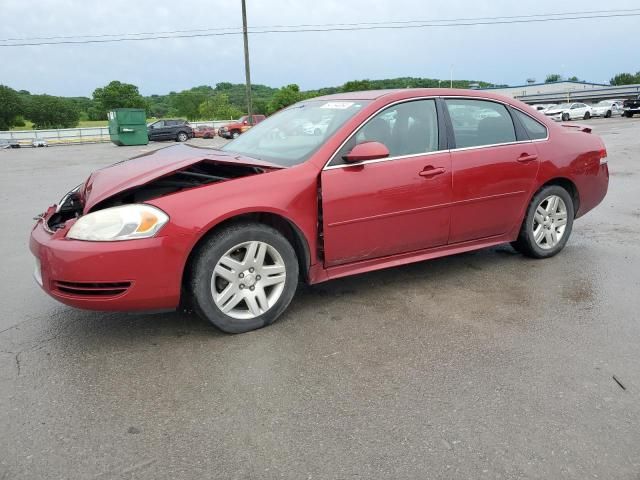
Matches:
[[419, 166, 446, 178], [517, 153, 538, 163]]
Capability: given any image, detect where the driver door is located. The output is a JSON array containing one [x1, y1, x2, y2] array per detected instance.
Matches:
[[320, 99, 452, 267]]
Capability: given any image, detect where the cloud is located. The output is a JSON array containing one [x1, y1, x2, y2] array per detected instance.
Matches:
[[1, 0, 638, 96]]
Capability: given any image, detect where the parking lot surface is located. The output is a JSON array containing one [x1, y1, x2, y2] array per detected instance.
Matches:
[[1, 120, 639, 479]]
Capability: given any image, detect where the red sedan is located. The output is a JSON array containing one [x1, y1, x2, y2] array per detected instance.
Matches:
[[31, 89, 609, 333], [193, 125, 216, 139]]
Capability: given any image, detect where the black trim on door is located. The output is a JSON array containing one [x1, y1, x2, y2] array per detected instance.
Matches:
[[507, 106, 530, 142], [436, 97, 456, 149]]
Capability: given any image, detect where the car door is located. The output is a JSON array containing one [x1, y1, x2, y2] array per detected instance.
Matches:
[[149, 120, 165, 140], [570, 103, 586, 119], [444, 98, 540, 244], [321, 99, 452, 267]]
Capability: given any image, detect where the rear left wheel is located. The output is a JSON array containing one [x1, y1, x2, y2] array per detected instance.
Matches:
[[511, 185, 574, 259], [177, 132, 188, 142], [584, 112, 591, 120], [190, 223, 299, 333]]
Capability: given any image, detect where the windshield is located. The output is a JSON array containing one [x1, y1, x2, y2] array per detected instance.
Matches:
[[555, 104, 571, 109], [221, 100, 369, 167], [596, 101, 611, 106]]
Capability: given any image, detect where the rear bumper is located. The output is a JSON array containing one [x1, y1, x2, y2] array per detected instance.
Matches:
[[29, 220, 185, 311]]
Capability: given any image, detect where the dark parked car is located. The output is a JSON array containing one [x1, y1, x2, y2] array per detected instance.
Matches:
[[622, 95, 640, 117], [31, 89, 609, 334], [147, 119, 194, 142]]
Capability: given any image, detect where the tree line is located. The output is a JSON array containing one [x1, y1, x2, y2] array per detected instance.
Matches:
[[1, 71, 638, 131]]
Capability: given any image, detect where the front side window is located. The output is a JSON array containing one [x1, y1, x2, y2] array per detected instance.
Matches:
[[221, 100, 369, 167], [152, 120, 165, 128], [513, 110, 548, 140], [332, 99, 439, 165], [445, 99, 516, 148]]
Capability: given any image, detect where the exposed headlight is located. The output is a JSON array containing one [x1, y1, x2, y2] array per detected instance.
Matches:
[[67, 204, 169, 241]]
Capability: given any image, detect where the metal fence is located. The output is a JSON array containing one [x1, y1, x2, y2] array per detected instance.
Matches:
[[0, 120, 234, 147]]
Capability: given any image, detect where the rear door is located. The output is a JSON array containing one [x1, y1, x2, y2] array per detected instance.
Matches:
[[444, 98, 540, 244], [321, 98, 452, 266]]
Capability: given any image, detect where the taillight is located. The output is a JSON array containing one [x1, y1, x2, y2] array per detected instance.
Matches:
[[599, 148, 608, 165]]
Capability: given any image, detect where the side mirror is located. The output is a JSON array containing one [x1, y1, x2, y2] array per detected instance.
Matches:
[[343, 141, 390, 163], [243, 120, 248, 125]]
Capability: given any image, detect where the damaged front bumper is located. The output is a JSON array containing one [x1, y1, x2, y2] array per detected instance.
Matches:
[[30, 210, 186, 312]]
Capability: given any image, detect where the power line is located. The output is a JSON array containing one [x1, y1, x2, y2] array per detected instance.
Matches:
[[1, 12, 639, 47], [2, 8, 639, 42]]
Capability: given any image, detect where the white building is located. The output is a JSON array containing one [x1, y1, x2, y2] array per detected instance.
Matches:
[[480, 80, 608, 99]]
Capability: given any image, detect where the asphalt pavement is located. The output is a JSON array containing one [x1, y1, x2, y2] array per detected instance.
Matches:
[[1, 120, 639, 479]]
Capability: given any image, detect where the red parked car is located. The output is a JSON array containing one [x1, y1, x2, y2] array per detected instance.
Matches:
[[193, 125, 217, 139], [31, 89, 609, 333], [218, 114, 266, 139]]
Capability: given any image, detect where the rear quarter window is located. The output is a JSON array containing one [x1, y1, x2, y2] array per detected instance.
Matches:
[[513, 110, 548, 140]]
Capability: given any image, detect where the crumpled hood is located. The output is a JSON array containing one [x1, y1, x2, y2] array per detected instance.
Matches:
[[81, 144, 281, 213]]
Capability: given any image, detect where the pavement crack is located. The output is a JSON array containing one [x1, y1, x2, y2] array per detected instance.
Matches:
[[15, 352, 21, 376], [612, 375, 626, 391]]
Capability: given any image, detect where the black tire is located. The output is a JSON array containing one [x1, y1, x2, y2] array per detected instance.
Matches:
[[584, 111, 591, 120], [605, 110, 612, 118], [231, 131, 240, 139], [562, 113, 570, 121], [176, 131, 188, 142], [190, 223, 299, 334], [511, 185, 574, 259]]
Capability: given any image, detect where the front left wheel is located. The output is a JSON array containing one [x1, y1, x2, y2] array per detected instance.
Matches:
[[176, 132, 188, 142], [190, 223, 299, 333]]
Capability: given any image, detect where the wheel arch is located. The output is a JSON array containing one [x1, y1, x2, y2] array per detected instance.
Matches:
[[180, 211, 312, 307], [535, 177, 580, 217]]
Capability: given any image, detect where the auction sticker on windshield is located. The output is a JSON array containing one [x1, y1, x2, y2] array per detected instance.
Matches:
[[320, 102, 355, 109]]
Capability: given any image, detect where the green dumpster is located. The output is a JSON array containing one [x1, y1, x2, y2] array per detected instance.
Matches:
[[108, 109, 149, 146]]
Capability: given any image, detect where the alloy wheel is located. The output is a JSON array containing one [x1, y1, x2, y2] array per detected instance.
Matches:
[[532, 195, 568, 250], [211, 241, 287, 320]]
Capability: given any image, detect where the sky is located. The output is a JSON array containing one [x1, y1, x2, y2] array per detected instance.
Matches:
[[1, 0, 638, 97]]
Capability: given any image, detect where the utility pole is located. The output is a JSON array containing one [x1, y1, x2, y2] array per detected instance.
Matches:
[[241, 0, 253, 125]]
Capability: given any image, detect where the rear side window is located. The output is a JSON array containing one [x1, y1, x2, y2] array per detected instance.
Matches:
[[513, 110, 548, 140], [445, 99, 516, 148]]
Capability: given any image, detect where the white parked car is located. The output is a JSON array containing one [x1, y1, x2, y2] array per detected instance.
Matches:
[[544, 103, 592, 121], [590, 100, 623, 118], [532, 104, 557, 113]]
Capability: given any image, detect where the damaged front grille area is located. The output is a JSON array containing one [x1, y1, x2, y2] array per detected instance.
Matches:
[[93, 161, 265, 211], [47, 189, 84, 232]]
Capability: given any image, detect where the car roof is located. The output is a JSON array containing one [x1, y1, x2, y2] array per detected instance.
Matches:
[[311, 88, 524, 104]]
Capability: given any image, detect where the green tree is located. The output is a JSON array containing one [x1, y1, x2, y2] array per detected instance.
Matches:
[[170, 86, 214, 120], [342, 79, 373, 92], [267, 84, 304, 115], [610, 72, 640, 85], [567, 76, 580, 82], [0, 85, 25, 130], [26, 95, 79, 129], [198, 93, 242, 120], [92, 81, 146, 119], [545, 74, 562, 83]]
